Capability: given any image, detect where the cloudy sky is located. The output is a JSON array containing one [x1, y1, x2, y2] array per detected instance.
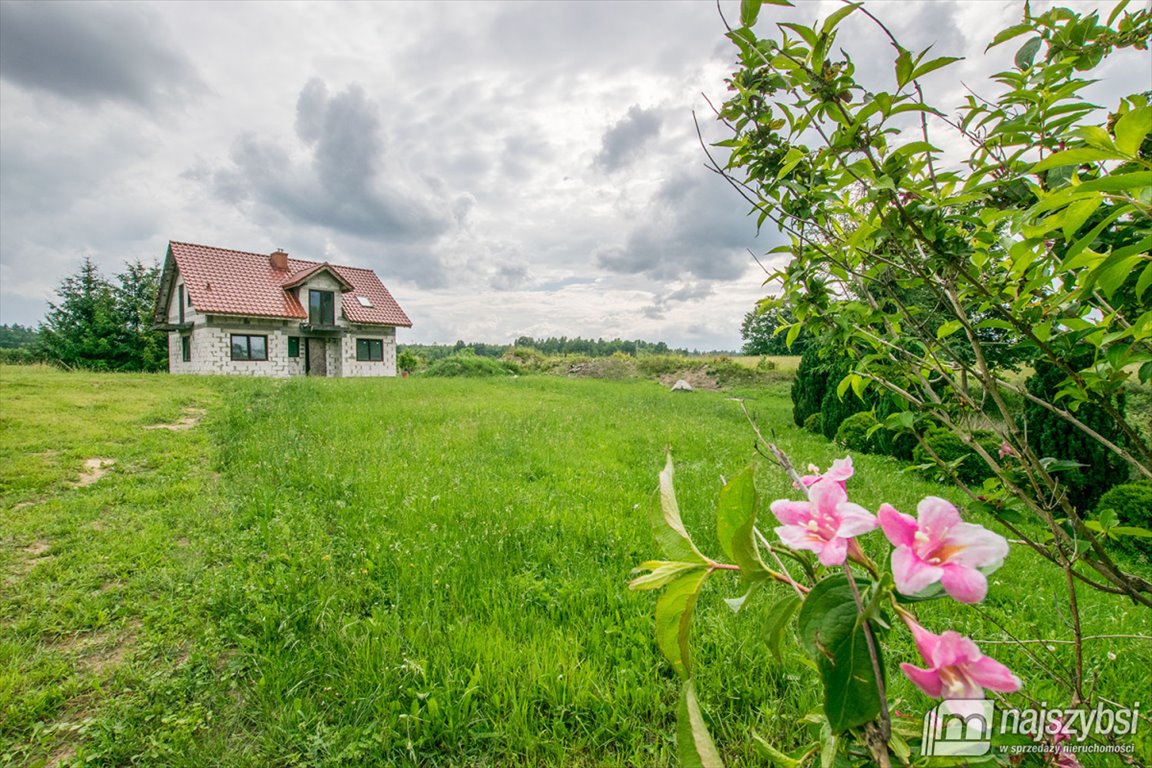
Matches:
[[0, 1, 1142, 349]]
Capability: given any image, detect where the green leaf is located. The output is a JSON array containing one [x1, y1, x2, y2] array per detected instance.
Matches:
[[895, 47, 913, 88], [986, 23, 1033, 50], [796, 577, 884, 732], [1031, 147, 1122, 173], [1061, 197, 1102, 241], [936, 319, 964, 339], [723, 580, 764, 613], [677, 679, 725, 768], [911, 55, 963, 80], [1114, 106, 1152, 156], [655, 568, 710, 677], [629, 560, 707, 591], [778, 22, 817, 48], [716, 466, 768, 576], [654, 454, 709, 564], [1135, 263, 1152, 300], [765, 594, 802, 663], [820, 3, 861, 37], [1014, 37, 1043, 70], [752, 734, 805, 767], [740, 0, 762, 28]]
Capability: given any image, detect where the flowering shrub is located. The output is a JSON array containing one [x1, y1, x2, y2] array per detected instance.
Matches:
[[631, 451, 1025, 765]]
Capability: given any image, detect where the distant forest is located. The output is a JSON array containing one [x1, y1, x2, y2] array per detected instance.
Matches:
[[401, 336, 732, 362], [0, 323, 39, 349]]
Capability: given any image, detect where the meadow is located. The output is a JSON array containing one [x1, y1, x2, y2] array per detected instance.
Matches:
[[1, 366, 1148, 766]]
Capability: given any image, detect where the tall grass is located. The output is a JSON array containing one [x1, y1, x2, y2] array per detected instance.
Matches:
[[2, 368, 1148, 765]]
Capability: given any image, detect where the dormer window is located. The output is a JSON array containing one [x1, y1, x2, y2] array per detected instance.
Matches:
[[309, 289, 335, 325]]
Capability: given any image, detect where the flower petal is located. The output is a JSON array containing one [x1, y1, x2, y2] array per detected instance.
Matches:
[[891, 546, 943, 595], [903, 617, 941, 663], [807, 476, 847, 513], [968, 655, 1022, 693], [941, 522, 1009, 569], [917, 496, 962, 535], [931, 631, 981, 669], [816, 536, 848, 566], [900, 663, 944, 698], [770, 499, 812, 526], [824, 456, 854, 484], [775, 524, 824, 555], [835, 502, 878, 538], [878, 503, 918, 548], [940, 564, 989, 603]]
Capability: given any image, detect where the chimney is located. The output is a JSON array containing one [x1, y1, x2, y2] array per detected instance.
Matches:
[[270, 248, 289, 271]]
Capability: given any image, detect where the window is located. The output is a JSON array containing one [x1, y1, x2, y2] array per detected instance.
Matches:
[[356, 295, 373, 308], [178, 285, 185, 324], [181, 335, 191, 362], [287, 336, 300, 358], [356, 338, 384, 361], [230, 334, 268, 361], [309, 290, 335, 325]]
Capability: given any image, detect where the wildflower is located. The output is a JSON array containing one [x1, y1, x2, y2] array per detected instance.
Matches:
[[900, 617, 1021, 699], [878, 497, 1008, 603], [998, 440, 1017, 460], [771, 475, 877, 566], [797, 456, 854, 489]]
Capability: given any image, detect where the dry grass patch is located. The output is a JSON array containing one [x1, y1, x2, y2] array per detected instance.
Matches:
[[143, 407, 206, 432]]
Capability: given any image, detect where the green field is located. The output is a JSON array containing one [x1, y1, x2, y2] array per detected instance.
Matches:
[[2, 366, 1148, 766]]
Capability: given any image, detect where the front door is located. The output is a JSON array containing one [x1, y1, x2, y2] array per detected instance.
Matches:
[[306, 338, 327, 376]]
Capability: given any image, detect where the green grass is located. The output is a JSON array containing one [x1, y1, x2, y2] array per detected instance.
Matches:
[[2, 366, 1148, 765]]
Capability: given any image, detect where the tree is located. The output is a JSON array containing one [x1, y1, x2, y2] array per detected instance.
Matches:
[[38, 258, 124, 370], [740, 303, 807, 355], [38, 258, 167, 372]]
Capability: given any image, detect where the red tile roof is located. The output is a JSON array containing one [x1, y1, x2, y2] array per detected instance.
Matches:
[[164, 241, 412, 327]]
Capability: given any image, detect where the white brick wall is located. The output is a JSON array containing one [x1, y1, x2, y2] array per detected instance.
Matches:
[[341, 327, 398, 377]]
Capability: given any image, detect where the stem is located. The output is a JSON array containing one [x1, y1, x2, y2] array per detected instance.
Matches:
[[842, 563, 891, 751]]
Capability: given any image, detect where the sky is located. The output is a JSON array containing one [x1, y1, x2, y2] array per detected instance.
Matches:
[[0, 1, 1144, 350]]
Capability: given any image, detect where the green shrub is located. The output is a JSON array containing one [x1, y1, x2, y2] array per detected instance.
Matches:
[[1094, 482, 1152, 556], [803, 412, 823, 434], [396, 349, 419, 373], [835, 412, 881, 454], [1024, 356, 1130, 513], [913, 429, 1001, 487], [423, 353, 520, 377]]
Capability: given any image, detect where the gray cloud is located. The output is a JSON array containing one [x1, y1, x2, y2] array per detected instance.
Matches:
[[206, 79, 463, 285], [594, 106, 662, 172], [0, 1, 201, 109], [489, 262, 530, 291], [597, 167, 769, 282]]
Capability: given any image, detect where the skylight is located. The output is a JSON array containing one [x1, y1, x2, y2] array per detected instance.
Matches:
[[356, 295, 374, 308]]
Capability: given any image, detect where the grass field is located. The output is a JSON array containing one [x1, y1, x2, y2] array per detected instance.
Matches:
[[2, 366, 1149, 766]]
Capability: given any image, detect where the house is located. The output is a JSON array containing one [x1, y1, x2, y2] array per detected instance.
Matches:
[[152, 241, 412, 377]]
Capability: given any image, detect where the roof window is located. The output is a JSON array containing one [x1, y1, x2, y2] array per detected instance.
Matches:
[[356, 295, 374, 308]]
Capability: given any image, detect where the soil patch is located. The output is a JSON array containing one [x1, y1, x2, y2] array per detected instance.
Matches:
[[74, 458, 115, 487], [144, 407, 206, 431]]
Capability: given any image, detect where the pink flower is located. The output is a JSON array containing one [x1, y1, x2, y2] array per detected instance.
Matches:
[[878, 497, 1008, 603], [998, 441, 1017, 460], [770, 475, 877, 565], [900, 617, 1021, 699], [797, 456, 854, 488]]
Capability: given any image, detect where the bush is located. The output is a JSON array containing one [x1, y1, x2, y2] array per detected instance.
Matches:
[[423, 353, 519, 378], [913, 429, 1002, 487], [1093, 482, 1152, 556], [835, 412, 881, 454], [1023, 356, 1130, 513], [803, 412, 823, 434], [396, 349, 419, 373]]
